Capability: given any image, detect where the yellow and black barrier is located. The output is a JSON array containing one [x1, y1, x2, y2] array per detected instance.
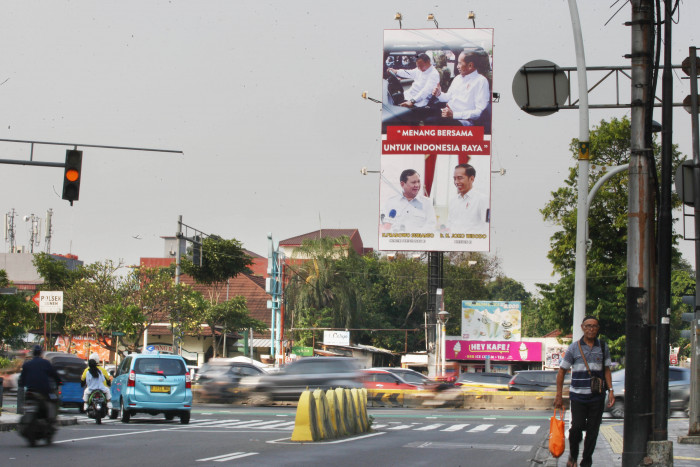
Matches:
[[291, 387, 371, 442]]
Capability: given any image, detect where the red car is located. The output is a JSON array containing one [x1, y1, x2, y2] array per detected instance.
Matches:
[[361, 369, 421, 390]]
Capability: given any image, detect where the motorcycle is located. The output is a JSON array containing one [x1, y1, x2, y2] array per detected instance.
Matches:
[[86, 389, 109, 424], [19, 391, 57, 447]]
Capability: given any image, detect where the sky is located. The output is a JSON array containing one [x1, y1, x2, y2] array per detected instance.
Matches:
[[1, 1, 699, 294]]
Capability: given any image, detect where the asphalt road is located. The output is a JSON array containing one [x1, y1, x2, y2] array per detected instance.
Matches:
[[0, 402, 552, 466]]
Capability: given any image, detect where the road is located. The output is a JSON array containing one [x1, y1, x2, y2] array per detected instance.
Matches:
[[0, 402, 552, 466]]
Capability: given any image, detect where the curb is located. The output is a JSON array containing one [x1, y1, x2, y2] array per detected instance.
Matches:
[[0, 416, 79, 432]]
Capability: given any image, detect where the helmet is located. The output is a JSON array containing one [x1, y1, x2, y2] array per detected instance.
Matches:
[[32, 345, 43, 357], [89, 352, 100, 362]]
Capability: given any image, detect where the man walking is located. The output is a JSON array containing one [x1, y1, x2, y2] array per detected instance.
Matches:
[[554, 316, 615, 467]]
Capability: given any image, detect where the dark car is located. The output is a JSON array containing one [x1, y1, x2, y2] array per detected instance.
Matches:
[[455, 372, 512, 391], [43, 352, 87, 410], [606, 367, 690, 418], [196, 360, 267, 401], [508, 370, 570, 392], [244, 357, 362, 405]]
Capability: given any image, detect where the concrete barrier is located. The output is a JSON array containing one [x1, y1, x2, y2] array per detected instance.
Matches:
[[291, 390, 319, 442], [313, 389, 335, 439], [325, 389, 343, 436], [335, 388, 351, 436]]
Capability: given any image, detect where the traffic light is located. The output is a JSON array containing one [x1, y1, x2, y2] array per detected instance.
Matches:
[[681, 295, 698, 340], [62, 149, 83, 205], [192, 235, 202, 266]]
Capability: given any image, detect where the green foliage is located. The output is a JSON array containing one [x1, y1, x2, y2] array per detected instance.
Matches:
[[0, 356, 12, 368], [0, 269, 42, 348], [181, 235, 253, 290], [537, 116, 688, 358], [204, 296, 267, 357], [286, 236, 359, 330]]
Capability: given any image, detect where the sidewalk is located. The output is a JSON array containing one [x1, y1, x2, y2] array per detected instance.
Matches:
[[0, 405, 79, 432], [531, 416, 700, 467]]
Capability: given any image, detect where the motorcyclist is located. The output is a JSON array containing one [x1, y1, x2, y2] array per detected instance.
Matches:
[[18, 345, 62, 422], [81, 353, 113, 411]]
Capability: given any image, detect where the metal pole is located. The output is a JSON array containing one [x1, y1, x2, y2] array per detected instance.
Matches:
[[653, 0, 673, 441], [568, 0, 591, 342], [174, 216, 182, 355], [689, 46, 700, 437], [624, 2, 654, 465]]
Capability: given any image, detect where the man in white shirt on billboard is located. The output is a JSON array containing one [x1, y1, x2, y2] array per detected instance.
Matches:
[[388, 53, 440, 109], [448, 163, 489, 233], [381, 169, 437, 233], [430, 49, 491, 130]]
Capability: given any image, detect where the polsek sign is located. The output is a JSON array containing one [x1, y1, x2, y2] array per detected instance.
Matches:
[[32, 291, 64, 314]]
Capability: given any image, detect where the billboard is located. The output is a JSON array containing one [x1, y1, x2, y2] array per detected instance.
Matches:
[[461, 300, 521, 341], [379, 28, 494, 252]]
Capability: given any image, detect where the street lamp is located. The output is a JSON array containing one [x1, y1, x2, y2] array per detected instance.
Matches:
[[438, 310, 450, 377]]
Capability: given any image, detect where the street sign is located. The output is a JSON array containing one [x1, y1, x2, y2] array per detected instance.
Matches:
[[32, 291, 64, 313], [112, 331, 126, 336]]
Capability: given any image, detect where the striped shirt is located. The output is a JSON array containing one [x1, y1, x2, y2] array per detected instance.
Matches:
[[560, 337, 611, 402]]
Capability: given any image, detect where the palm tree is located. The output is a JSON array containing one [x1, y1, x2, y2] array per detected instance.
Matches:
[[285, 236, 358, 331]]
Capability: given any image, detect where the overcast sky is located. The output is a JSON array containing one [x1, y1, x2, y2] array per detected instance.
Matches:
[[1, 1, 698, 293]]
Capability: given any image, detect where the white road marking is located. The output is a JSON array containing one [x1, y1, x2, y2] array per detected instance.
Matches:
[[196, 452, 258, 462], [495, 425, 516, 433], [413, 424, 444, 431], [388, 424, 414, 430], [468, 424, 492, 432], [522, 425, 540, 434], [441, 424, 469, 432]]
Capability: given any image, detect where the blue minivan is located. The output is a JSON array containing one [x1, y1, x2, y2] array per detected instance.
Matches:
[[110, 351, 192, 424]]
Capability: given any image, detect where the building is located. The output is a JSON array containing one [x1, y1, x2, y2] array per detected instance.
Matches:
[[0, 252, 83, 291]]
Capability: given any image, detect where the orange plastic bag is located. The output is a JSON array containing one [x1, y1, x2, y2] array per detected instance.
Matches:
[[548, 408, 565, 458]]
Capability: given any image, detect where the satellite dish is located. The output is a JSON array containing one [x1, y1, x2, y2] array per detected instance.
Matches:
[[512, 59, 569, 116]]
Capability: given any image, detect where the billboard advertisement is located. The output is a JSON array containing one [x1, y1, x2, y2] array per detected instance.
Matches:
[[55, 335, 112, 361], [461, 300, 521, 341], [446, 339, 541, 362], [379, 28, 493, 252]]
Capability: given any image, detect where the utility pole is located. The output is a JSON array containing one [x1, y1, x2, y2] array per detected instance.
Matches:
[[653, 0, 674, 443], [623, 1, 654, 465]]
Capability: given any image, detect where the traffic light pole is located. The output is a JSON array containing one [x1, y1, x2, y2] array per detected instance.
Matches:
[[688, 46, 700, 438]]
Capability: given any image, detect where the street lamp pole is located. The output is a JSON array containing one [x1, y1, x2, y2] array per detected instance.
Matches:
[[438, 310, 450, 377], [568, 0, 590, 342]]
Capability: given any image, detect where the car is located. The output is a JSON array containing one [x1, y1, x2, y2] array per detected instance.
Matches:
[[508, 370, 570, 392], [244, 356, 362, 405], [362, 369, 422, 390], [455, 372, 512, 391], [43, 352, 87, 410], [110, 351, 192, 424], [196, 359, 267, 401], [605, 367, 691, 418], [370, 367, 437, 388]]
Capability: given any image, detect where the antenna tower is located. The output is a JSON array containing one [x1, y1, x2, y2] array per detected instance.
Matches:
[[4, 209, 17, 253], [45, 209, 53, 254]]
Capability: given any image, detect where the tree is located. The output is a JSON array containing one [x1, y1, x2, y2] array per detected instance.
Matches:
[[204, 296, 267, 358], [537, 117, 686, 358], [0, 269, 41, 348], [180, 235, 253, 304], [285, 236, 359, 331]]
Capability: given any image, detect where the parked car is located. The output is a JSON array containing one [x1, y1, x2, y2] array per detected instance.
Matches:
[[43, 352, 87, 410], [110, 351, 192, 424], [362, 369, 422, 390], [196, 359, 267, 401], [455, 372, 512, 391], [508, 370, 570, 392], [243, 356, 362, 405], [605, 367, 691, 418]]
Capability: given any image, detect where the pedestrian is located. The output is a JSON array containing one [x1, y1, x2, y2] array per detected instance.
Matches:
[[554, 316, 615, 467]]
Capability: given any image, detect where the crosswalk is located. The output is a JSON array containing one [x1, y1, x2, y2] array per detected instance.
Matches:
[[98, 417, 542, 435], [372, 422, 542, 435]]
